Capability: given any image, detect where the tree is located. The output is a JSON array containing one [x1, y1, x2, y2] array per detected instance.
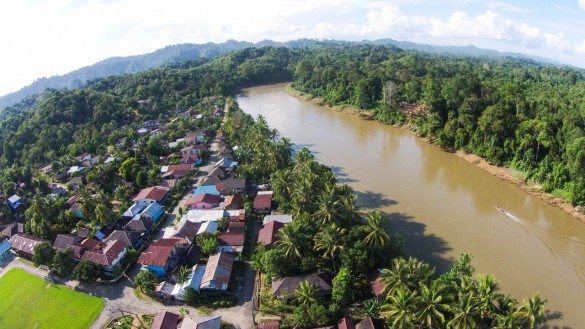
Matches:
[[331, 266, 353, 307], [32, 242, 55, 267], [200, 237, 218, 256], [94, 203, 112, 225], [119, 158, 138, 182], [176, 266, 190, 284], [362, 298, 383, 318], [363, 211, 390, 253], [447, 292, 479, 329], [417, 281, 452, 329], [383, 287, 419, 329], [52, 248, 76, 276], [294, 281, 321, 306], [513, 294, 547, 329], [314, 224, 346, 271], [135, 270, 159, 294], [73, 260, 99, 283], [275, 223, 303, 260]]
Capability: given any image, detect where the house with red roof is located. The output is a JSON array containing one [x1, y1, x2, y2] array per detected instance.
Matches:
[[272, 273, 333, 298], [138, 238, 186, 276], [81, 239, 127, 274], [222, 194, 243, 210], [253, 191, 273, 213], [9, 234, 49, 259], [216, 178, 246, 195], [151, 311, 180, 329], [200, 252, 234, 291], [257, 221, 284, 247], [184, 193, 222, 209], [180, 153, 201, 165], [216, 232, 245, 253], [180, 144, 207, 156], [132, 186, 170, 205]]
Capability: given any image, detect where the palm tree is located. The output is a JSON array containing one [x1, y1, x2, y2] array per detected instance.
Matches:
[[447, 292, 479, 329], [314, 184, 344, 225], [474, 274, 501, 322], [340, 192, 362, 226], [175, 266, 190, 284], [383, 287, 419, 329], [275, 223, 303, 260], [381, 257, 434, 297], [513, 293, 547, 329], [293, 281, 321, 306], [313, 224, 346, 271], [417, 281, 452, 328], [363, 211, 390, 253], [363, 298, 383, 318]]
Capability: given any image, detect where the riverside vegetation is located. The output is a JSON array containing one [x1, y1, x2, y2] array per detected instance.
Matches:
[[0, 44, 560, 327]]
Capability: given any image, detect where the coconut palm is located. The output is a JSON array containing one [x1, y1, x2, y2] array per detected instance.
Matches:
[[363, 211, 390, 252], [275, 223, 303, 260], [383, 287, 419, 329], [447, 291, 479, 329], [313, 224, 346, 271], [417, 281, 452, 328], [314, 184, 344, 225], [381, 257, 434, 297], [474, 274, 501, 322], [293, 281, 321, 306], [175, 266, 190, 284], [363, 298, 383, 318], [513, 293, 547, 329]]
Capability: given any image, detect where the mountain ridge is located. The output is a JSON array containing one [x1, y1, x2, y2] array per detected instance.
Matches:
[[0, 38, 563, 108]]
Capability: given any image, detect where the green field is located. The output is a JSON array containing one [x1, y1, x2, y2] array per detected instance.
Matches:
[[0, 268, 105, 329]]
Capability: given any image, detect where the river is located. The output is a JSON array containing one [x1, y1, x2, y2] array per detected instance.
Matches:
[[236, 83, 585, 327]]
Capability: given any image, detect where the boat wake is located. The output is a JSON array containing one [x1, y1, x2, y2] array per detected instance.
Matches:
[[495, 206, 585, 249]]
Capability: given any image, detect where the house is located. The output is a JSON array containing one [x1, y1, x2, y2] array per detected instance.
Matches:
[[67, 166, 84, 174], [104, 156, 118, 164], [226, 221, 245, 234], [355, 317, 385, 329], [179, 316, 221, 329], [124, 217, 154, 234], [142, 120, 162, 128], [184, 194, 222, 209], [224, 209, 246, 221], [214, 157, 237, 169], [161, 164, 193, 179], [65, 195, 80, 208], [82, 239, 127, 274], [9, 234, 49, 258], [132, 186, 170, 205], [105, 230, 142, 249], [263, 214, 293, 225], [171, 264, 206, 299], [271, 273, 333, 298], [181, 209, 225, 223], [369, 269, 385, 299], [199, 176, 222, 188], [197, 221, 218, 236], [50, 186, 67, 197], [0, 223, 24, 239], [70, 203, 84, 218], [40, 164, 52, 174], [0, 240, 12, 263], [216, 232, 245, 253], [257, 221, 284, 247], [141, 202, 164, 222], [257, 321, 280, 329], [338, 316, 355, 329], [180, 144, 206, 156], [173, 220, 202, 243], [222, 194, 243, 210], [151, 311, 180, 329], [216, 178, 246, 195], [185, 131, 206, 144], [68, 176, 84, 189], [180, 154, 201, 165], [7, 195, 22, 210], [138, 238, 184, 276], [122, 203, 147, 220], [154, 281, 175, 299], [200, 252, 234, 291], [215, 132, 228, 141], [53, 234, 83, 251], [253, 191, 273, 213]]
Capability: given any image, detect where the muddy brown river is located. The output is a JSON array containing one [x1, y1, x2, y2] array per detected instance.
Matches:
[[237, 83, 585, 327]]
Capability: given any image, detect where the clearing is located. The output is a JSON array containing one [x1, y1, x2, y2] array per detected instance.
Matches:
[[0, 268, 104, 329]]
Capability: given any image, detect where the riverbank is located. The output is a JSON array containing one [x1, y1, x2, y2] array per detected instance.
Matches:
[[284, 83, 585, 224]]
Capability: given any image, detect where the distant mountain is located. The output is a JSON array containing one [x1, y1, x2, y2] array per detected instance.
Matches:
[[0, 38, 561, 108]]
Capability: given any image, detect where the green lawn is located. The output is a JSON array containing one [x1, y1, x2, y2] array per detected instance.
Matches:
[[0, 268, 105, 329]]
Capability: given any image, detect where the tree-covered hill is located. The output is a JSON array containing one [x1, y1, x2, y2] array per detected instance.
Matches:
[[0, 38, 562, 109]]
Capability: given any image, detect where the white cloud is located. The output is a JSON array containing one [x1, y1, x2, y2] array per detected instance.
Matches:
[[488, 2, 531, 13], [580, 0, 585, 10]]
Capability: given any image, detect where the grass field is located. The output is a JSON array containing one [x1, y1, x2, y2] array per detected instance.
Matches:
[[0, 268, 105, 329]]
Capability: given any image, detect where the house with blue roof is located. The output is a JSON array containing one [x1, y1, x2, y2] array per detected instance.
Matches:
[[141, 203, 164, 222], [7, 195, 22, 210], [0, 240, 12, 263], [193, 185, 220, 196]]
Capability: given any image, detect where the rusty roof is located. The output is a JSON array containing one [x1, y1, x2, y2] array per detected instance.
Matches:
[[151, 311, 179, 329], [184, 194, 222, 207], [132, 186, 169, 202], [200, 252, 234, 289], [272, 273, 332, 296], [257, 221, 284, 247], [253, 191, 273, 210], [8, 234, 48, 255], [138, 238, 182, 266], [81, 239, 126, 266], [53, 234, 83, 250]]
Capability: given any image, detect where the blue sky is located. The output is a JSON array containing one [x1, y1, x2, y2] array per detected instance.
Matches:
[[1, 0, 585, 97]]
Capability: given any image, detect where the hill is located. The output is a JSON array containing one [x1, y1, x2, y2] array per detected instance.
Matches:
[[0, 38, 561, 108]]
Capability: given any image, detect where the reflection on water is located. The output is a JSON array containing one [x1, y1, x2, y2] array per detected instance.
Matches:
[[237, 83, 585, 328]]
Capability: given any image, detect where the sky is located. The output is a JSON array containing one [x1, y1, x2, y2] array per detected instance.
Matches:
[[1, 0, 585, 97]]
